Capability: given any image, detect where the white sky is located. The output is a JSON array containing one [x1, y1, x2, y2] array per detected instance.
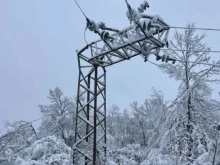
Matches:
[[0, 0, 220, 129]]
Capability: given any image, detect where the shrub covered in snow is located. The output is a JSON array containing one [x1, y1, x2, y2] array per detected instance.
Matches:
[[14, 136, 73, 165], [107, 144, 147, 165], [141, 149, 175, 165]]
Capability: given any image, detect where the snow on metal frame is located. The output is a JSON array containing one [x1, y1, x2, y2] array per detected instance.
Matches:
[[74, 64, 107, 164], [77, 15, 170, 67]]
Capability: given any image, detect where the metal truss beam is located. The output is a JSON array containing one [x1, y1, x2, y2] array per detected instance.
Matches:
[[77, 15, 169, 68]]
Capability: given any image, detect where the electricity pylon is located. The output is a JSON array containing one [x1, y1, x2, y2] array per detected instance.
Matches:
[[73, 1, 171, 164]]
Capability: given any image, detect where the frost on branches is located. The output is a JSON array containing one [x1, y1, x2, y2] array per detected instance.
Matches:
[[15, 136, 73, 165], [0, 88, 75, 165], [159, 22, 220, 164], [0, 121, 38, 164], [38, 87, 75, 148]]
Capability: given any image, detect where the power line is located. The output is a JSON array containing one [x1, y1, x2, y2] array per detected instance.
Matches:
[[29, 118, 41, 123], [73, 0, 88, 18], [151, 48, 220, 67], [0, 118, 41, 146], [7, 111, 75, 126], [174, 59, 220, 67], [162, 26, 220, 32], [2, 110, 76, 129], [15, 118, 42, 127], [73, 0, 220, 33], [161, 48, 220, 54], [1, 118, 41, 132], [149, 57, 220, 68], [148, 60, 161, 67]]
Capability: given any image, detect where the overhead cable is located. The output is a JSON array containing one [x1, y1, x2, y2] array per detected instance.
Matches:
[[161, 48, 220, 54], [73, 0, 88, 18], [149, 57, 220, 68], [163, 26, 220, 32], [174, 59, 220, 67]]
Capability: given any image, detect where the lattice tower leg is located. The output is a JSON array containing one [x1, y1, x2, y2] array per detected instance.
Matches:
[[73, 55, 107, 165]]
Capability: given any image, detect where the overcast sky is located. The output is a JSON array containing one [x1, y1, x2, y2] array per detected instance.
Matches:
[[0, 0, 220, 129]]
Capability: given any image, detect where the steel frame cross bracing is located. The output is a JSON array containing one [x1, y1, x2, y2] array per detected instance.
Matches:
[[74, 62, 107, 165], [73, 15, 170, 165]]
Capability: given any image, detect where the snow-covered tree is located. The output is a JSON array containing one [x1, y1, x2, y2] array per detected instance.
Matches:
[[38, 87, 75, 147], [107, 144, 146, 165], [107, 107, 134, 149], [208, 96, 220, 165], [14, 136, 73, 165], [107, 104, 120, 136], [130, 89, 168, 148], [0, 121, 38, 164], [159, 23, 220, 164]]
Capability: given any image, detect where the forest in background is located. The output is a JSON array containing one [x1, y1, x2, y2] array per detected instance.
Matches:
[[1, 23, 220, 165]]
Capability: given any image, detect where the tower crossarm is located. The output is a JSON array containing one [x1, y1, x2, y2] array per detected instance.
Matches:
[[77, 16, 170, 67]]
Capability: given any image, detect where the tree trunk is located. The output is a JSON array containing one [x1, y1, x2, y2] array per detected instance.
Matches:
[[186, 94, 193, 164], [141, 123, 147, 146], [185, 58, 193, 164], [212, 131, 219, 165]]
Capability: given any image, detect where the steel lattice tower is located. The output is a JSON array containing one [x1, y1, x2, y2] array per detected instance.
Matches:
[[73, 3, 170, 163]]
